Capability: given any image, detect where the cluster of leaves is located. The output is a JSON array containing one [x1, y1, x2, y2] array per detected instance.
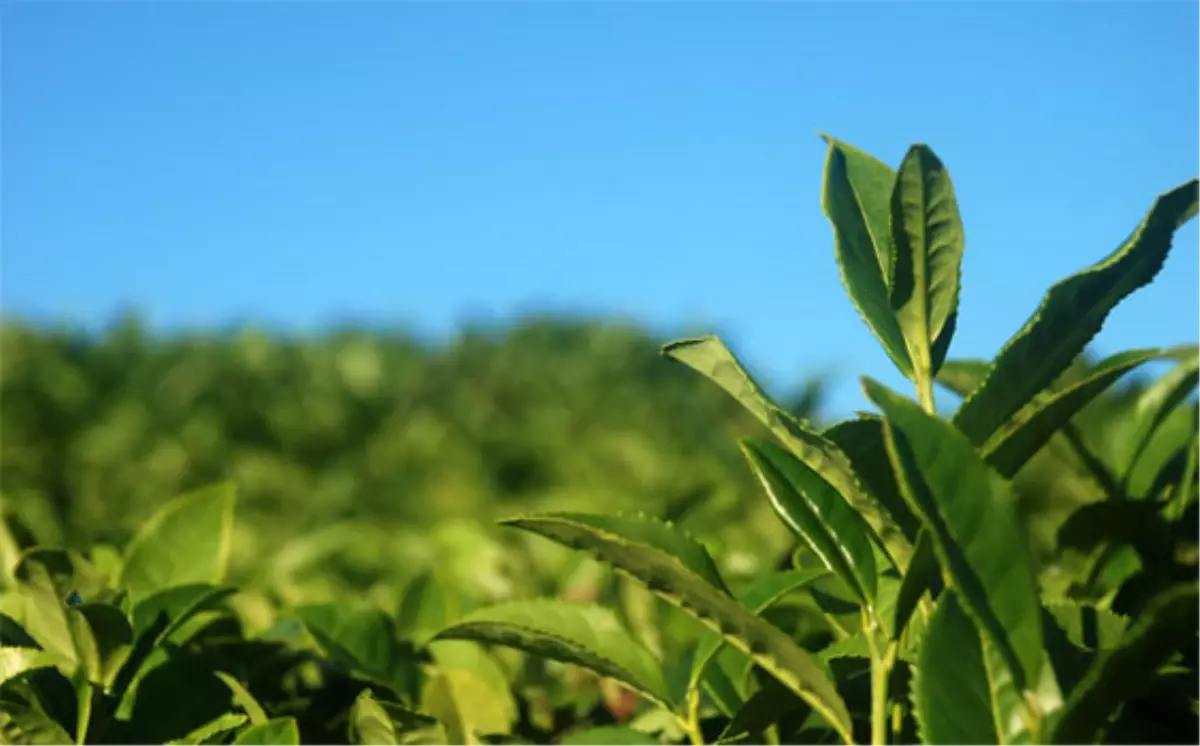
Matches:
[[1, 316, 824, 615], [1, 134, 1196, 746], [407, 137, 1199, 745]]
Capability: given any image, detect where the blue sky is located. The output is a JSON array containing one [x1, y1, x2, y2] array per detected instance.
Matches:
[[3, 1, 1198, 417]]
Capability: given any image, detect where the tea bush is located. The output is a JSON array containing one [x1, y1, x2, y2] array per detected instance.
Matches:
[[0, 136, 1195, 745]]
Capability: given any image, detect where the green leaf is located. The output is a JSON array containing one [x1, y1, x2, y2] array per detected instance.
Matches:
[[912, 590, 998, 745], [0, 646, 55, 687], [1047, 583, 1199, 744], [741, 439, 877, 607], [421, 668, 513, 745], [349, 690, 437, 746], [13, 549, 103, 678], [433, 598, 671, 709], [819, 135, 912, 375], [165, 713, 248, 745], [717, 677, 804, 745], [823, 416, 921, 544], [953, 179, 1199, 447], [889, 144, 964, 379], [1121, 346, 1200, 485], [70, 602, 134, 689], [892, 530, 938, 640], [1056, 500, 1172, 567], [1043, 601, 1127, 652], [502, 512, 853, 744], [688, 569, 828, 708], [233, 717, 300, 745], [936, 359, 991, 398], [132, 583, 237, 642], [561, 726, 660, 745], [508, 511, 732, 596], [214, 671, 270, 726], [120, 483, 236, 603], [865, 378, 1045, 693], [662, 336, 912, 569], [295, 603, 421, 703], [982, 348, 1164, 477]]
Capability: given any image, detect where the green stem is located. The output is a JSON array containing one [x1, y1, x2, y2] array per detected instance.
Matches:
[[916, 369, 936, 415], [679, 688, 705, 746], [865, 613, 895, 746]]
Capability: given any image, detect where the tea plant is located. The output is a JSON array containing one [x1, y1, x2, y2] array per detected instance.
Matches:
[[1, 136, 1195, 745], [431, 137, 1199, 744]]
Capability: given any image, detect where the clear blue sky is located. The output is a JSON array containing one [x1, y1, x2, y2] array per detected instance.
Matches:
[[3, 1, 1198, 417]]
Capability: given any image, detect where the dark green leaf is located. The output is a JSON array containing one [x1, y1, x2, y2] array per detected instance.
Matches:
[[717, 677, 806, 745], [912, 590, 998, 745], [132, 584, 237, 642], [741, 439, 877, 607], [1048, 583, 1199, 744], [823, 416, 921, 545], [892, 530, 938, 640], [819, 135, 912, 375], [433, 598, 672, 709], [936, 359, 991, 398], [865, 379, 1045, 692], [295, 603, 421, 703], [1122, 345, 1200, 485], [983, 348, 1164, 477], [953, 180, 1199, 447], [889, 144, 964, 379], [662, 336, 911, 569], [502, 512, 853, 744], [688, 569, 828, 709]]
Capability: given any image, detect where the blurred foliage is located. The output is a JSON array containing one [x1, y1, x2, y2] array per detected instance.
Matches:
[[0, 314, 827, 616]]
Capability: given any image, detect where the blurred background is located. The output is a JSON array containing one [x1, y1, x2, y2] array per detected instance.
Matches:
[[2, 2, 1198, 622]]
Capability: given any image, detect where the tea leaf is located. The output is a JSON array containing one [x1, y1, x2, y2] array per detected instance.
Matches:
[[889, 144, 964, 381], [912, 590, 998, 745], [132, 584, 237, 642], [233, 717, 300, 745], [214, 671, 270, 726], [823, 415, 921, 544], [120, 483, 236, 603], [70, 602, 133, 689], [936, 359, 991, 398], [433, 598, 672, 709], [502, 512, 853, 744], [1121, 345, 1200, 483], [295, 603, 422, 703], [0, 646, 55, 687], [982, 348, 1164, 477], [716, 678, 801, 745], [687, 568, 828, 707], [741, 439, 877, 608], [865, 379, 1044, 693], [349, 690, 437, 745], [1047, 583, 1199, 744], [165, 713, 248, 745], [892, 530, 938, 640], [819, 135, 912, 376], [421, 667, 514, 745], [953, 179, 1198, 447], [662, 336, 911, 569], [561, 726, 660, 745]]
